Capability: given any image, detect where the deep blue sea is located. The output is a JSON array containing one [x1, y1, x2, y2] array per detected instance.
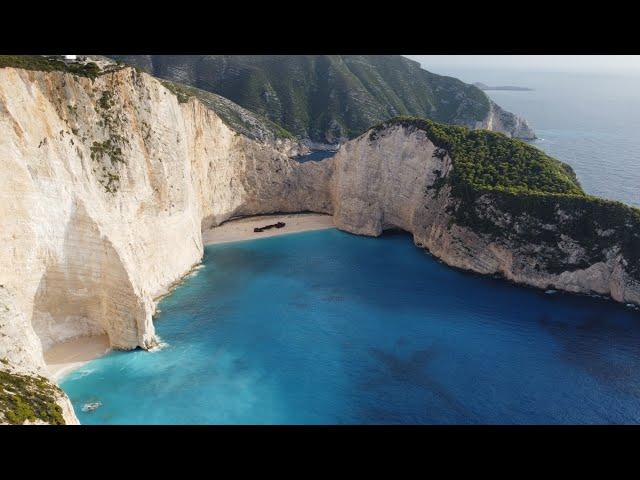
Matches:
[[437, 68, 640, 208], [62, 229, 640, 424]]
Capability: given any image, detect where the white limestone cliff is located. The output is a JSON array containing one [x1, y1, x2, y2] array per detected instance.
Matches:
[[474, 100, 535, 140], [0, 66, 331, 423]]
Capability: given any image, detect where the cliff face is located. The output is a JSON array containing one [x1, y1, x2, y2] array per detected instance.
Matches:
[[0, 64, 636, 424], [474, 100, 535, 140], [0, 66, 331, 423]]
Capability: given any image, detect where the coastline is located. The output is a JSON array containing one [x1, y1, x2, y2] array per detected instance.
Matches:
[[44, 213, 335, 383], [44, 334, 110, 382], [203, 213, 335, 245]]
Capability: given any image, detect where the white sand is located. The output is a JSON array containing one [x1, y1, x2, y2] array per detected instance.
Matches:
[[203, 213, 335, 245], [44, 334, 110, 382]]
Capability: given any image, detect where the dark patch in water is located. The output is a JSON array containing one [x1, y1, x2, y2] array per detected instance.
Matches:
[[322, 295, 345, 302], [360, 347, 476, 423], [537, 312, 640, 398], [290, 301, 310, 309]]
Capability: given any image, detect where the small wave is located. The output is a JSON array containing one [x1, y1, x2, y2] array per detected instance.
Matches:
[[626, 303, 639, 310], [185, 265, 205, 279], [76, 368, 96, 378], [545, 289, 557, 294], [149, 338, 169, 352], [81, 401, 102, 412]]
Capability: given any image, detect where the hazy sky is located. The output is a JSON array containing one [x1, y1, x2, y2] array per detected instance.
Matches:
[[404, 55, 640, 75]]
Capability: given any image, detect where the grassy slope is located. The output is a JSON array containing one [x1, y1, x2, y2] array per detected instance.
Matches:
[[373, 117, 640, 277], [0, 55, 122, 79], [111, 55, 492, 144], [0, 369, 66, 424]]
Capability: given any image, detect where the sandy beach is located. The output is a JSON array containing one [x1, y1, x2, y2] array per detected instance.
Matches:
[[44, 334, 110, 382], [203, 213, 335, 245]]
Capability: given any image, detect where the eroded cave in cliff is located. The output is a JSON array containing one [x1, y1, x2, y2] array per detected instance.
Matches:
[[30, 201, 151, 352]]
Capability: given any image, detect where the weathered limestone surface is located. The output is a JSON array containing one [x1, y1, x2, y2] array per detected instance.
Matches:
[[0, 67, 331, 422]]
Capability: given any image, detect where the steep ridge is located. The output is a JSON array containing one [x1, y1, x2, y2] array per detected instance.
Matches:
[[111, 55, 536, 145], [1, 62, 637, 423]]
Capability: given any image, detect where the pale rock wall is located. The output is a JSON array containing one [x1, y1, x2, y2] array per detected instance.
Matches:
[[0, 66, 332, 424], [331, 125, 452, 236], [474, 100, 536, 140]]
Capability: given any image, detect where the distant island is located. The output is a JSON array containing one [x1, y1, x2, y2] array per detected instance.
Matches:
[[474, 82, 534, 91]]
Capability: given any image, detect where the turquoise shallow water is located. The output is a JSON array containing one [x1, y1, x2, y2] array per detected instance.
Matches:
[[61, 229, 640, 424]]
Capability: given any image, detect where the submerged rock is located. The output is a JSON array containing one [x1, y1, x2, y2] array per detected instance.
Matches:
[[81, 401, 102, 413]]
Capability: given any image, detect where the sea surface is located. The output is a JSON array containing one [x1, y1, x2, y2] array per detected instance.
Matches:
[[62, 229, 640, 424], [437, 68, 640, 208]]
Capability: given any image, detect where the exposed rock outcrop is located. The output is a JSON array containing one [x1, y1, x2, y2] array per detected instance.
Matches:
[[474, 100, 535, 140]]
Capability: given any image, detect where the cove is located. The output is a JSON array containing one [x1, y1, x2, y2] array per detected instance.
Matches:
[[61, 229, 640, 424]]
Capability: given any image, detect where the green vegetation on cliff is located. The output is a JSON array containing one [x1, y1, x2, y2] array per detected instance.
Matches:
[[370, 117, 581, 196], [0, 370, 66, 424], [374, 117, 640, 278], [111, 55, 501, 144], [159, 79, 295, 141], [0, 55, 116, 80]]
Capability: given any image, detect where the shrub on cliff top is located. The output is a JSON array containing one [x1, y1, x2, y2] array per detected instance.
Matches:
[[370, 116, 583, 197], [0, 55, 104, 79], [0, 370, 65, 425]]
